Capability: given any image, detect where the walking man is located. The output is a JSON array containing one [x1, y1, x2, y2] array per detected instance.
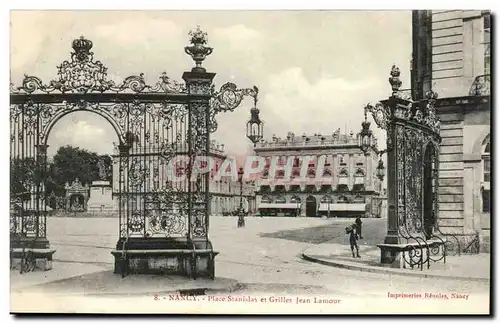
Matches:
[[346, 224, 361, 258], [355, 216, 363, 239]]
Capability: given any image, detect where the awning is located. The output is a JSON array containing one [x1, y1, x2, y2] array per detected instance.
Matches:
[[258, 203, 301, 209], [318, 203, 366, 211]]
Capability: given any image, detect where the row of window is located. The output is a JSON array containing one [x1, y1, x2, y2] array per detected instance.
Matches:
[[261, 194, 366, 204], [263, 168, 366, 179], [262, 154, 366, 168]]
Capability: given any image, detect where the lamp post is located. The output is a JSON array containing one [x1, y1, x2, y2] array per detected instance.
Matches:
[[246, 94, 264, 147], [358, 108, 374, 155], [376, 158, 386, 182], [237, 167, 245, 228], [239, 92, 264, 227]]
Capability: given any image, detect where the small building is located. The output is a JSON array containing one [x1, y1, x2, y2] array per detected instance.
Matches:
[[253, 131, 383, 218]]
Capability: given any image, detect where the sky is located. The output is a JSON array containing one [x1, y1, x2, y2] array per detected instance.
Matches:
[[10, 10, 412, 158]]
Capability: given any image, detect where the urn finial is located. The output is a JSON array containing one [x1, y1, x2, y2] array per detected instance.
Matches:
[[184, 26, 213, 72], [388, 64, 402, 93]]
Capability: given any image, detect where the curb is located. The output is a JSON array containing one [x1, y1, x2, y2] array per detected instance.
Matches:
[[18, 282, 243, 298], [301, 253, 490, 283], [85, 282, 243, 297]]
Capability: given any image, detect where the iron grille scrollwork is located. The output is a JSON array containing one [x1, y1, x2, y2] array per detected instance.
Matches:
[[10, 29, 259, 275]]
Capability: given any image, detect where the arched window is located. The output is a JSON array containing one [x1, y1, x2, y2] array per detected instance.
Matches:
[[482, 136, 490, 213], [307, 168, 316, 178], [291, 169, 301, 178], [483, 139, 490, 182], [290, 196, 301, 203]]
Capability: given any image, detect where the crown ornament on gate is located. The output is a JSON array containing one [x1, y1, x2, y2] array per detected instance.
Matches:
[[11, 36, 187, 95], [365, 65, 441, 134], [72, 36, 93, 62], [185, 26, 214, 72]]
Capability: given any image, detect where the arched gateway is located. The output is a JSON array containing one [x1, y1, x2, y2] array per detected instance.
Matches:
[[9, 28, 259, 279], [364, 65, 460, 270]]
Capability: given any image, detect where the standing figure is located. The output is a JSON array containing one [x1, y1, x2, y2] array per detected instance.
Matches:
[[346, 224, 361, 258], [355, 216, 364, 239]]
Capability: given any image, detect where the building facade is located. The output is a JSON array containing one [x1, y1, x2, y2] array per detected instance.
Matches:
[[207, 142, 256, 216], [412, 10, 491, 251], [111, 140, 256, 217], [253, 131, 383, 218]]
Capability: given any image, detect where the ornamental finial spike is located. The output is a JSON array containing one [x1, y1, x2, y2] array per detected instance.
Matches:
[[184, 26, 213, 72], [388, 64, 402, 93]]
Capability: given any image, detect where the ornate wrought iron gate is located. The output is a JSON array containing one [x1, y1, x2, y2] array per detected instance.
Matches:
[[10, 28, 258, 277], [365, 65, 459, 270]]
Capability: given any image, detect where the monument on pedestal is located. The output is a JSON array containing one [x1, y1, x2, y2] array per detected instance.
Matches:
[[87, 158, 116, 213], [64, 178, 89, 212]]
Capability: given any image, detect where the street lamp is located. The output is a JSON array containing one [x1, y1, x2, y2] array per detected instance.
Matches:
[[376, 158, 386, 182], [237, 167, 245, 228], [358, 108, 374, 155], [246, 93, 264, 146]]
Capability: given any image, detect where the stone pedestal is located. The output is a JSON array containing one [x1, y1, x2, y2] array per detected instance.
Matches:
[[87, 181, 116, 212], [111, 238, 217, 279], [379, 246, 403, 268], [10, 236, 56, 271]]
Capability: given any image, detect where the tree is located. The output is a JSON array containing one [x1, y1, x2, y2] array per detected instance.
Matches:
[[47, 146, 113, 197], [10, 146, 113, 204]]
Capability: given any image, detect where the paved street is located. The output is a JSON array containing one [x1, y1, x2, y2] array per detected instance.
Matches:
[[11, 216, 490, 314]]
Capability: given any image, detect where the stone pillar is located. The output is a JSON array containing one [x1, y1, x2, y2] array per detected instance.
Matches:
[[463, 162, 475, 230], [383, 123, 399, 245]]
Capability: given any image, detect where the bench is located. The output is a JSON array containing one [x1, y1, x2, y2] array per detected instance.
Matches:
[[377, 238, 446, 270]]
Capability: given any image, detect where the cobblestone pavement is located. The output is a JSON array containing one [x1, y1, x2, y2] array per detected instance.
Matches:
[[10, 216, 490, 313]]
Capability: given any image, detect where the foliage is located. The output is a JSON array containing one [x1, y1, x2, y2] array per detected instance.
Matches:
[[10, 145, 113, 201], [48, 145, 112, 195]]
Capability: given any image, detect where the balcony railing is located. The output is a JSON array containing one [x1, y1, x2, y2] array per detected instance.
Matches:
[[469, 75, 490, 96], [256, 136, 359, 149]]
